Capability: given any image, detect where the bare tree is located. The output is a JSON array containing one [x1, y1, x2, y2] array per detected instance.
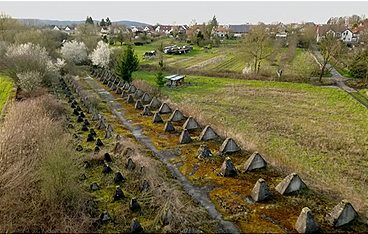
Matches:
[[242, 25, 276, 74], [319, 33, 344, 82]]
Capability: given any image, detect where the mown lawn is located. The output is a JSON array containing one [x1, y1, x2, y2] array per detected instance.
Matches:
[[133, 70, 368, 215], [0, 74, 13, 114]]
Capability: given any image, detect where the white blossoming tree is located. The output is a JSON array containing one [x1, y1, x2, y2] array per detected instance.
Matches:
[[61, 40, 88, 65], [16, 71, 42, 92], [6, 43, 50, 77], [5, 42, 65, 92], [90, 41, 110, 68]]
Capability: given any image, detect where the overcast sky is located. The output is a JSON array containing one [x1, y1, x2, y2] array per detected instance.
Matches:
[[1, 1, 367, 25]]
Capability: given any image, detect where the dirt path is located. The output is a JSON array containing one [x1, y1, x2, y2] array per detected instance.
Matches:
[[311, 49, 368, 108], [81, 76, 240, 233]]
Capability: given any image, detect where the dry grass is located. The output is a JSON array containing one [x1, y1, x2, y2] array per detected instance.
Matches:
[[132, 79, 161, 96], [0, 95, 92, 232]]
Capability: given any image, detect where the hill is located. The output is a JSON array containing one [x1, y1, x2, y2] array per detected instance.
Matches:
[[18, 18, 150, 27]]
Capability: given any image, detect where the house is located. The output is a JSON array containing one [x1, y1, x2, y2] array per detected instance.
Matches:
[[143, 26, 153, 32], [52, 25, 60, 31], [215, 25, 230, 37], [341, 29, 354, 43], [178, 25, 188, 34], [316, 24, 345, 42], [100, 26, 110, 35], [275, 31, 288, 39], [63, 26, 74, 34], [155, 25, 173, 34], [351, 28, 362, 42], [229, 24, 251, 37]]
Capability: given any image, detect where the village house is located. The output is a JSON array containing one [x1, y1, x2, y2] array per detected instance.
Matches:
[[341, 29, 354, 43], [52, 25, 60, 31], [316, 24, 362, 44], [155, 25, 173, 34], [100, 26, 111, 35], [228, 24, 252, 37], [52, 25, 74, 34], [275, 31, 288, 39], [130, 26, 144, 34], [215, 25, 230, 37]]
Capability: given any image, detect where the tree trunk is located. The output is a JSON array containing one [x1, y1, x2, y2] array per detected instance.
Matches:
[[257, 61, 261, 74], [254, 57, 258, 73], [319, 62, 327, 83]]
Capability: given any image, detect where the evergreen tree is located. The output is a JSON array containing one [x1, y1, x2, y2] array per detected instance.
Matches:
[[106, 17, 112, 26], [100, 18, 106, 27], [155, 42, 165, 88], [85, 16, 94, 25], [211, 15, 218, 30], [115, 44, 139, 83]]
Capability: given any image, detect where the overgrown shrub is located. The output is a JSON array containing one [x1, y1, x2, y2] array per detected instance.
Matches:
[[16, 71, 42, 92], [5, 43, 50, 79], [4, 42, 62, 92], [0, 95, 92, 232], [350, 49, 368, 81]]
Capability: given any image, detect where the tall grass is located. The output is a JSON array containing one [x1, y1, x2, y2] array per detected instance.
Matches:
[[0, 95, 92, 232]]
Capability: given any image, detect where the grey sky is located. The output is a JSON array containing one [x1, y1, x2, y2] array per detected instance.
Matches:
[[1, 1, 367, 25]]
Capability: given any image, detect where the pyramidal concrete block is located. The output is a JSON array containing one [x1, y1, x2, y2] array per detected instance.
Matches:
[[295, 207, 319, 233], [128, 85, 136, 93], [219, 138, 241, 154], [121, 90, 128, 98], [327, 200, 357, 227], [123, 83, 130, 90], [244, 152, 267, 172], [135, 100, 144, 109], [183, 116, 200, 130], [158, 103, 172, 114], [141, 106, 153, 116], [134, 89, 144, 98], [92, 111, 99, 121], [199, 125, 218, 141], [149, 97, 162, 110], [127, 94, 135, 104], [179, 129, 192, 144], [164, 121, 175, 132], [142, 93, 152, 104], [220, 157, 237, 177], [169, 109, 185, 122], [251, 178, 272, 202], [152, 113, 164, 123], [275, 173, 307, 195]]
